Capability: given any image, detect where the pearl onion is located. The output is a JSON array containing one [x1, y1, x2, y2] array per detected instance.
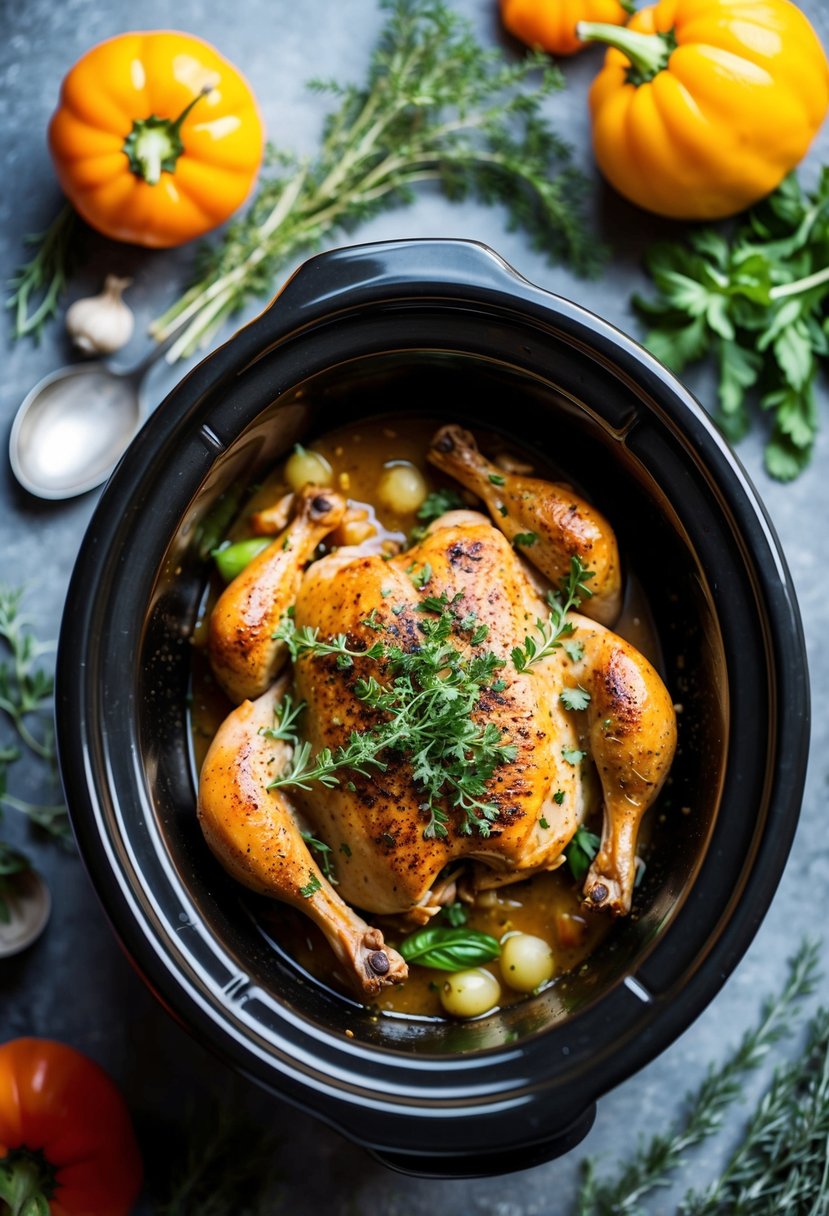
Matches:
[[284, 446, 333, 492], [440, 968, 501, 1018], [376, 462, 428, 514], [499, 933, 555, 993]]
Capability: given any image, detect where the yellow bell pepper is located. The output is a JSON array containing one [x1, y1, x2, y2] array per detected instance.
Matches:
[[500, 0, 630, 58], [578, 0, 829, 220], [48, 31, 264, 248]]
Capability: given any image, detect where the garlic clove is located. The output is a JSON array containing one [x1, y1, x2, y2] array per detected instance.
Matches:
[[65, 274, 134, 355]]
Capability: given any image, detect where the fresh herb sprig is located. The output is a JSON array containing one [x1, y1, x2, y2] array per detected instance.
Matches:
[[147, 0, 601, 362], [512, 556, 594, 673], [409, 487, 468, 544], [6, 204, 79, 340], [152, 1100, 281, 1216], [633, 168, 829, 481], [564, 824, 600, 881], [270, 597, 516, 839], [0, 587, 70, 844], [0, 839, 31, 924], [681, 1004, 829, 1215], [273, 620, 384, 669], [574, 938, 821, 1216]]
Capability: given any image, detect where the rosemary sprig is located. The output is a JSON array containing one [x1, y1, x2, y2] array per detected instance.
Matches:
[[681, 1005, 829, 1215], [6, 203, 78, 340], [574, 938, 821, 1216], [149, 0, 601, 363], [512, 556, 594, 673], [152, 1101, 281, 1216]]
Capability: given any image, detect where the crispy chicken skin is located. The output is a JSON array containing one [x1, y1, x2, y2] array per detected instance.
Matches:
[[197, 428, 677, 994], [197, 676, 408, 995], [208, 485, 346, 704], [427, 424, 623, 625]]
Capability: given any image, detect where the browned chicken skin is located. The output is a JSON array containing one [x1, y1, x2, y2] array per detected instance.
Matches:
[[197, 426, 677, 997], [198, 676, 407, 994], [208, 485, 346, 703], [427, 424, 623, 625]]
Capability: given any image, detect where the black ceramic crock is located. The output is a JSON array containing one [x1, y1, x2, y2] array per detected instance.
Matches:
[[56, 239, 809, 1178]]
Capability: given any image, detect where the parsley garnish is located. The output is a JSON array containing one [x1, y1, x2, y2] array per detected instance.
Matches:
[[270, 600, 515, 839], [563, 639, 584, 663], [411, 562, 432, 589], [299, 871, 322, 899], [440, 901, 468, 927], [560, 685, 591, 712], [513, 532, 538, 547], [512, 556, 594, 673], [565, 824, 600, 880], [409, 488, 467, 543], [561, 746, 586, 766], [416, 488, 466, 524], [633, 168, 829, 480], [539, 816, 550, 829], [488, 472, 506, 486], [553, 790, 565, 804], [300, 832, 338, 884]]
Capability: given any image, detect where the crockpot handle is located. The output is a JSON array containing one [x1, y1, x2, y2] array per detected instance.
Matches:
[[268, 237, 535, 321], [366, 1104, 597, 1179]]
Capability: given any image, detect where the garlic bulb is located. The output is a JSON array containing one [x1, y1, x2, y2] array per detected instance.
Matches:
[[65, 275, 134, 355]]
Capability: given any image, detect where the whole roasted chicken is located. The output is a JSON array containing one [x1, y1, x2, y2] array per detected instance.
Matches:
[[198, 425, 677, 996]]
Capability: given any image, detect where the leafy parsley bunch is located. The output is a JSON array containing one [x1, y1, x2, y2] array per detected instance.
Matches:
[[634, 169, 829, 480]]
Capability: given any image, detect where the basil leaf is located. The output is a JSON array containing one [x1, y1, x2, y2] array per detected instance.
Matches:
[[398, 926, 500, 971]]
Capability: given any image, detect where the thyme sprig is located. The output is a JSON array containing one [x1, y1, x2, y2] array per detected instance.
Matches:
[[269, 596, 516, 839], [574, 938, 821, 1216], [273, 620, 384, 669], [149, 0, 601, 362], [512, 556, 594, 673]]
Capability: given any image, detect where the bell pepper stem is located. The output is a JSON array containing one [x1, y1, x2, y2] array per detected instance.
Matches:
[[123, 85, 214, 185], [576, 21, 674, 83], [0, 1156, 52, 1216]]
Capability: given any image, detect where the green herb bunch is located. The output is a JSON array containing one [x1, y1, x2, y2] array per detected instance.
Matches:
[[148, 0, 600, 362], [634, 169, 829, 481], [0, 587, 71, 920], [267, 591, 517, 840], [575, 939, 824, 1216]]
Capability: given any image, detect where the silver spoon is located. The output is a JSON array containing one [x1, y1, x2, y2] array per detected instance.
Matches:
[[9, 340, 170, 500]]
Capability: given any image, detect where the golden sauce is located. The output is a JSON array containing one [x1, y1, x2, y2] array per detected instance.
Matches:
[[189, 414, 662, 1017]]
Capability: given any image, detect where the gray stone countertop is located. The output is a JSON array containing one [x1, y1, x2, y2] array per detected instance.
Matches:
[[2, 0, 829, 1211]]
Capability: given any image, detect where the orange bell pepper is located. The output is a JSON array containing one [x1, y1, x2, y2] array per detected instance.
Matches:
[[500, 0, 630, 57], [48, 31, 264, 248], [579, 0, 829, 220], [0, 1037, 143, 1216]]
